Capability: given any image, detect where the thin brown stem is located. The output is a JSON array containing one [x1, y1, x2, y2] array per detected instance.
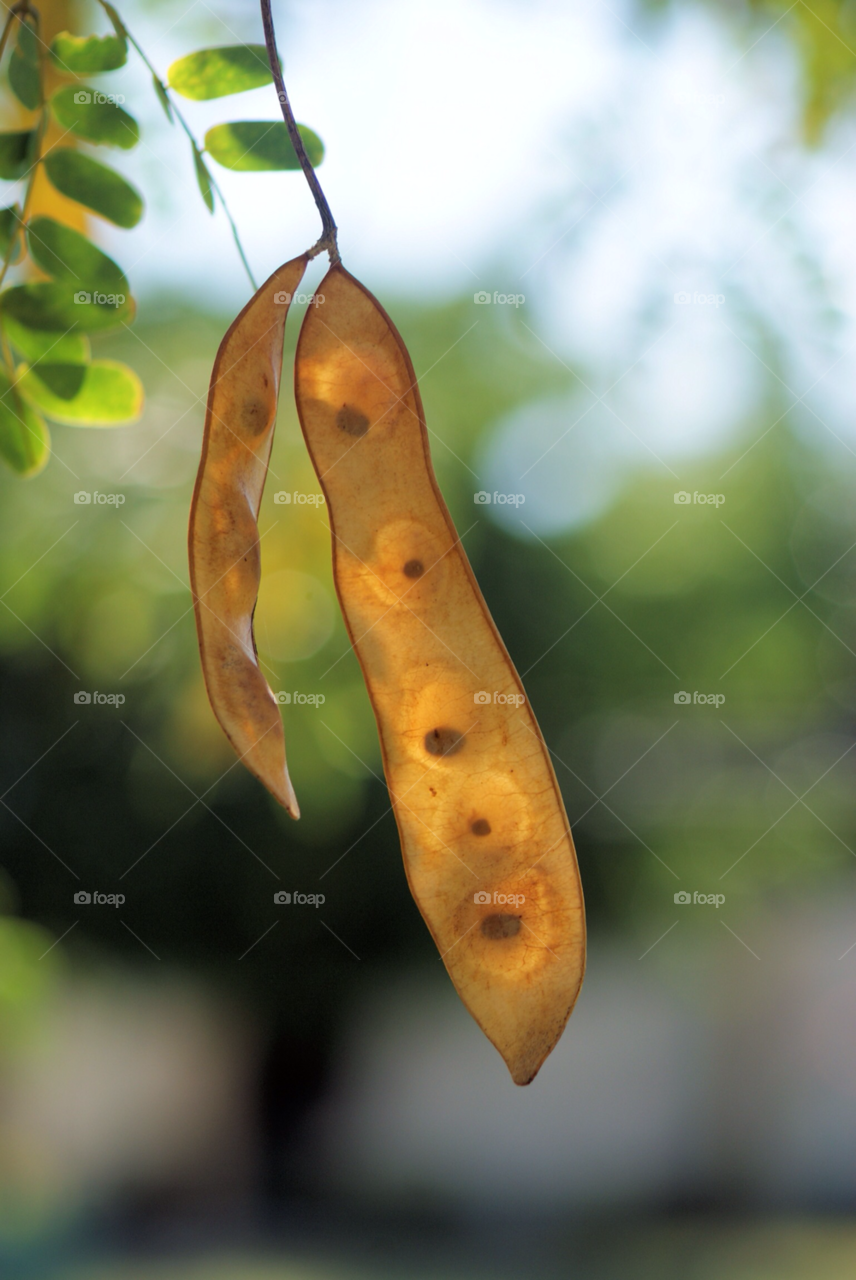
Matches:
[[259, 0, 340, 264]]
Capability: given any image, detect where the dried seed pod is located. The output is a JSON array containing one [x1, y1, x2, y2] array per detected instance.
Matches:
[[188, 256, 307, 817], [294, 265, 586, 1084]]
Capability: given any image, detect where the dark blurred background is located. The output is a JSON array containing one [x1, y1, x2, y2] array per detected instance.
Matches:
[[4, 0, 856, 1276]]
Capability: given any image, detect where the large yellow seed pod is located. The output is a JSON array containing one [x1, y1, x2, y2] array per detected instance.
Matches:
[[294, 265, 586, 1084]]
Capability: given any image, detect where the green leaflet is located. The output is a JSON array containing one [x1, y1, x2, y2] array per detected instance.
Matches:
[[49, 31, 128, 74], [26, 217, 128, 292], [100, 3, 128, 42], [0, 131, 36, 181], [204, 121, 324, 171], [192, 144, 215, 212], [17, 359, 143, 425], [43, 149, 143, 228], [0, 205, 23, 263], [0, 371, 49, 476], [15, 20, 39, 63], [50, 86, 139, 150], [2, 282, 134, 333], [2, 317, 91, 366], [28, 363, 87, 401], [9, 52, 41, 111], [153, 76, 173, 123], [9, 19, 41, 111], [168, 45, 274, 100]]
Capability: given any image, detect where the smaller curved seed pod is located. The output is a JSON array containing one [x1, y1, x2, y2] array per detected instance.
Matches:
[[188, 255, 307, 817], [294, 265, 586, 1083]]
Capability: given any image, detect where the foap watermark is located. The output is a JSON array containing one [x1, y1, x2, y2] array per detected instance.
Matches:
[[74, 691, 125, 706], [674, 490, 724, 507], [74, 490, 125, 505], [474, 290, 525, 307], [674, 291, 725, 307], [474, 890, 525, 908], [474, 491, 525, 506], [674, 691, 724, 707], [74, 291, 126, 308], [273, 491, 325, 506], [474, 690, 525, 706], [74, 890, 125, 906], [274, 890, 325, 906], [74, 89, 125, 105], [276, 691, 325, 707], [674, 890, 725, 908], [273, 290, 324, 306]]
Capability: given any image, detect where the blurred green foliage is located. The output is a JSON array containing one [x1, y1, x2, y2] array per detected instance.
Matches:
[[0, 1, 854, 1259], [0, 285, 853, 1013], [757, 0, 856, 140], [689, 0, 856, 141], [0, 0, 854, 1189]]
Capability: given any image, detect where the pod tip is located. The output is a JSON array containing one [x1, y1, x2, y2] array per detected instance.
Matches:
[[282, 773, 300, 821]]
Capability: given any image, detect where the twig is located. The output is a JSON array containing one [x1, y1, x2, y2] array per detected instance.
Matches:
[[259, 0, 340, 264]]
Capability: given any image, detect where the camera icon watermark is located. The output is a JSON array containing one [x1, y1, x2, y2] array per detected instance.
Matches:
[[675, 890, 725, 907], [674, 491, 725, 507], [474, 290, 525, 307], [275, 691, 325, 707], [474, 491, 525, 506], [273, 890, 325, 906], [74, 491, 125, 505], [273, 491, 325, 506], [474, 690, 525, 707], [73, 690, 126, 706], [74, 291, 125, 308], [674, 691, 725, 707], [273, 290, 324, 306], [674, 291, 725, 307], [74, 890, 125, 906], [474, 889, 526, 907], [73, 89, 125, 105]]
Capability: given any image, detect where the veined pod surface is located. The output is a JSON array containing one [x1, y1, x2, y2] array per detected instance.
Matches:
[[189, 255, 307, 818], [294, 265, 586, 1084]]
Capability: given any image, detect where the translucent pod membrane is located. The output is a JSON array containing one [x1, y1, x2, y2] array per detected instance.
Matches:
[[295, 265, 586, 1084], [189, 256, 308, 819]]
